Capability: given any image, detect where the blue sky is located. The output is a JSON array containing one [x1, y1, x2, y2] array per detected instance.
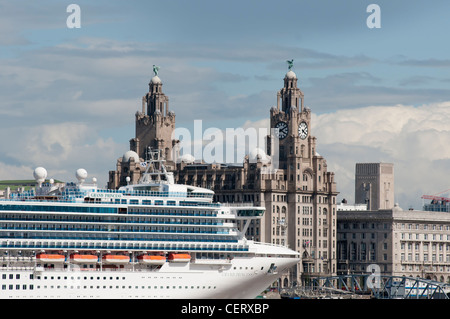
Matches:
[[1, 0, 450, 209]]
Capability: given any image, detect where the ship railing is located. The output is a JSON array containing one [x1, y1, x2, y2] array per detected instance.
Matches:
[[0, 226, 234, 235], [0, 266, 36, 271], [8, 189, 215, 202], [0, 242, 249, 252], [88, 188, 214, 199], [220, 202, 260, 207], [0, 198, 222, 208]]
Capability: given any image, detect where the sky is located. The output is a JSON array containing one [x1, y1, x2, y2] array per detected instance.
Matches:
[[1, 0, 450, 209]]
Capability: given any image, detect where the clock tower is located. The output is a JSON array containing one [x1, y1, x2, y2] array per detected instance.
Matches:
[[109, 63, 338, 284], [264, 63, 337, 283], [269, 68, 315, 172]]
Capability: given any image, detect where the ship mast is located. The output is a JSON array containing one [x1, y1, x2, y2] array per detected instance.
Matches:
[[138, 147, 174, 185]]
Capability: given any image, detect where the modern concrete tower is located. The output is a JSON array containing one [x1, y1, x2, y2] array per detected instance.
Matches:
[[355, 163, 394, 210]]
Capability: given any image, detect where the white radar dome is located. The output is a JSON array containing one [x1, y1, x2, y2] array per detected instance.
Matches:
[[122, 150, 140, 163], [180, 154, 195, 164], [248, 148, 271, 164], [33, 167, 48, 184], [76, 168, 88, 183]]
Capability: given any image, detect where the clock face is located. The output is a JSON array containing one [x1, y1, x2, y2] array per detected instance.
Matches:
[[274, 121, 288, 139], [298, 122, 308, 139]]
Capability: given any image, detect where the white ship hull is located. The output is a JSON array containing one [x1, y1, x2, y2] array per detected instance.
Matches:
[[0, 254, 298, 299], [0, 156, 300, 299]]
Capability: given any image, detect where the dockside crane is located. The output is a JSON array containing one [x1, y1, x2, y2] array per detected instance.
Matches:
[[421, 188, 450, 204]]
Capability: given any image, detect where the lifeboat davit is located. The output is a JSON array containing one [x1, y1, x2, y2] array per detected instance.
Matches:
[[168, 253, 191, 263], [70, 254, 98, 263], [102, 255, 130, 264], [36, 253, 66, 263], [137, 255, 166, 265]]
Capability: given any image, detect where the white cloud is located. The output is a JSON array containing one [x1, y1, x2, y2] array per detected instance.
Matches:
[[0, 122, 123, 187], [232, 102, 450, 210], [312, 101, 450, 209]]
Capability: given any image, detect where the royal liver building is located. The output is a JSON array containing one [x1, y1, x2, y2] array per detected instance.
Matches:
[[108, 64, 338, 286]]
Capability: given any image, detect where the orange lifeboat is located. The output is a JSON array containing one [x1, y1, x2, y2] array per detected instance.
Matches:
[[168, 253, 191, 263], [102, 254, 130, 264], [70, 254, 98, 263], [137, 255, 166, 265], [36, 253, 66, 263]]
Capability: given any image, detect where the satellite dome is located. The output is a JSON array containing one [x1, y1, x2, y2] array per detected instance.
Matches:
[[286, 70, 297, 79], [180, 154, 195, 164], [75, 168, 88, 183], [33, 167, 47, 184], [122, 150, 140, 163], [151, 76, 161, 84], [248, 148, 270, 164]]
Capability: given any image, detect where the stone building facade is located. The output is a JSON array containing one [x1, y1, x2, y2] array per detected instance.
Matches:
[[108, 68, 339, 286], [337, 206, 450, 283], [108, 74, 177, 189]]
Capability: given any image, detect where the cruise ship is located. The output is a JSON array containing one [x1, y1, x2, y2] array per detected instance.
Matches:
[[0, 149, 300, 299]]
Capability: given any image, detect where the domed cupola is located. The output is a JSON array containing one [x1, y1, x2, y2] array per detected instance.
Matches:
[[144, 65, 170, 117], [278, 59, 304, 113]]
